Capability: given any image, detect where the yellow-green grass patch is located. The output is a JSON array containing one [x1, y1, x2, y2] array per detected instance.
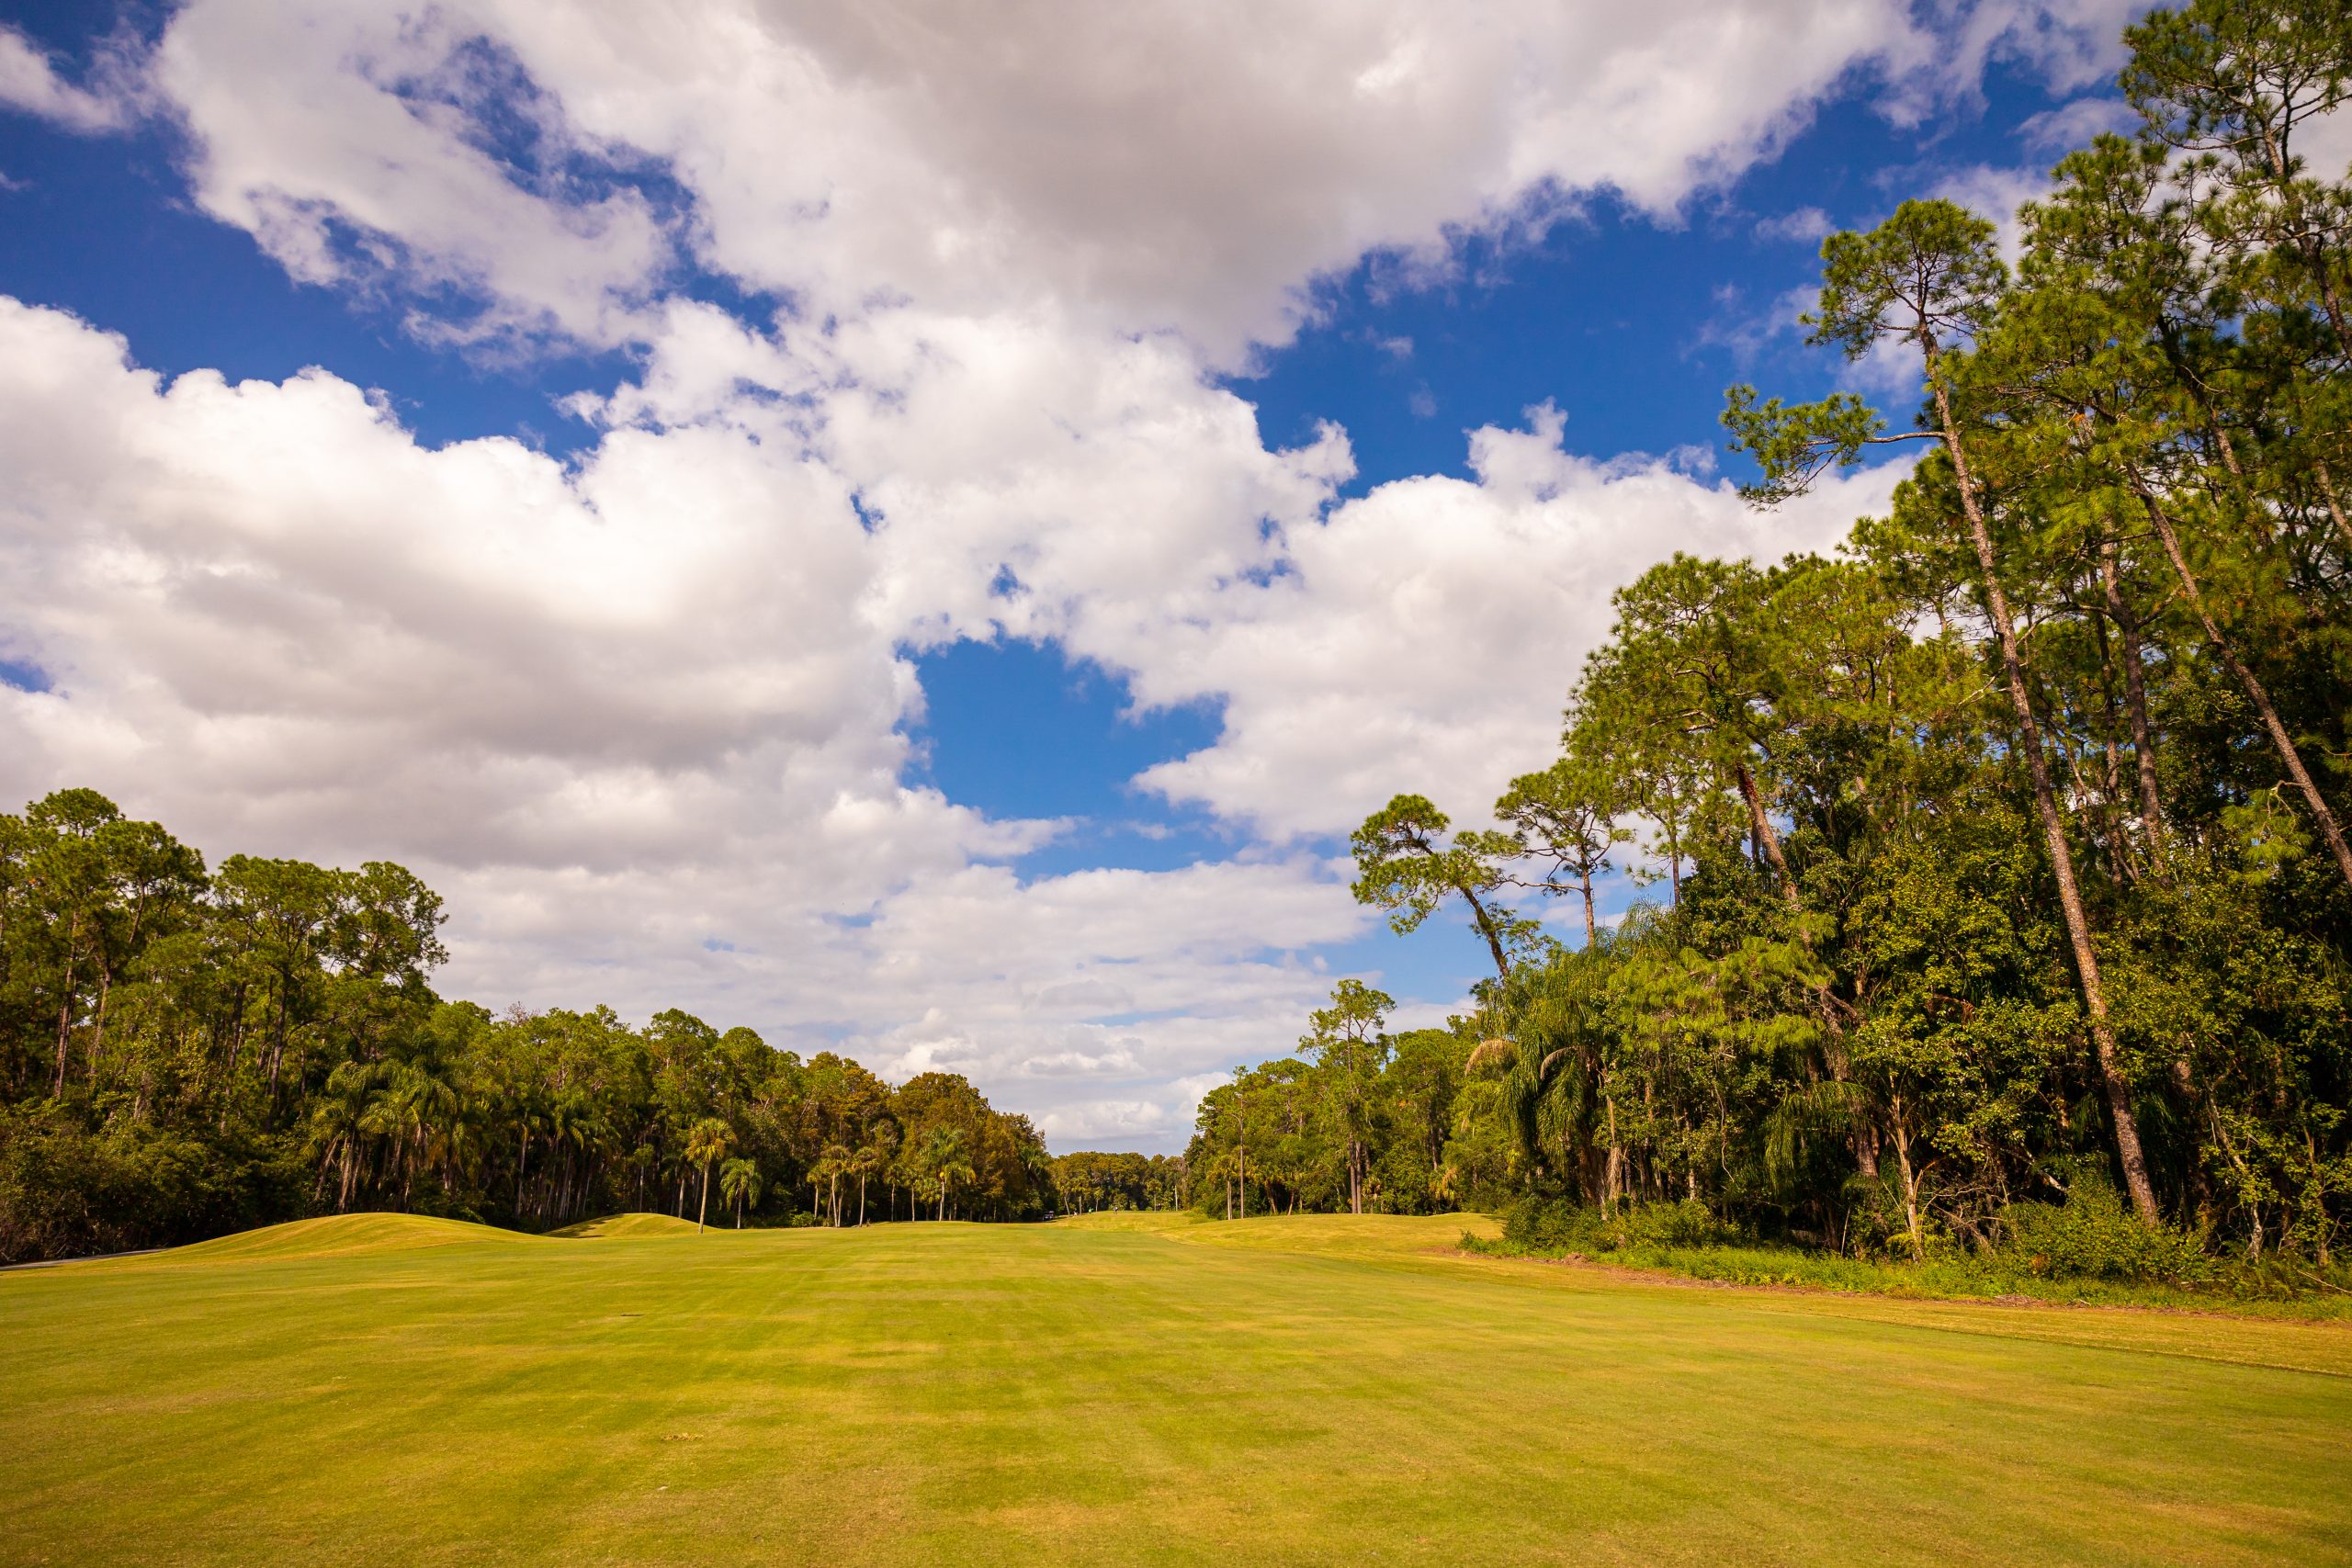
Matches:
[[4, 1215, 2347, 1566]]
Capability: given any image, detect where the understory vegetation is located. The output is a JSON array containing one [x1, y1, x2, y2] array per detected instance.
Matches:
[[1188, 0, 2352, 1303], [0, 790, 1061, 1261]]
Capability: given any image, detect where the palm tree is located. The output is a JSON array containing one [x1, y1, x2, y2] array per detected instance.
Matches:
[[936, 1158, 977, 1221], [816, 1144, 853, 1225], [685, 1118, 733, 1234], [718, 1156, 763, 1228], [849, 1145, 883, 1224], [305, 1060, 379, 1212]]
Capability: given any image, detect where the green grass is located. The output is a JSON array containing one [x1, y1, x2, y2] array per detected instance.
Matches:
[[545, 1212, 706, 1239], [5, 1213, 2349, 1566]]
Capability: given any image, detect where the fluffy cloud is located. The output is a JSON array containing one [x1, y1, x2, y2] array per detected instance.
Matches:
[[135, 0, 2138, 361], [1119, 408, 1905, 839], [0, 298, 924, 878], [150, 5, 668, 346]]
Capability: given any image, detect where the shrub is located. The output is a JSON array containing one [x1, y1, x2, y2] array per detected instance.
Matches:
[[1498, 1194, 1740, 1256], [1996, 1178, 2218, 1285], [0, 1107, 301, 1262]]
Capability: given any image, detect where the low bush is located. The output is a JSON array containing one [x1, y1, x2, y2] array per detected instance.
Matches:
[[1499, 1193, 1741, 1255], [1996, 1178, 2217, 1285], [0, 1106, 303, 1262], [1464, 1183, 2351, 1315]]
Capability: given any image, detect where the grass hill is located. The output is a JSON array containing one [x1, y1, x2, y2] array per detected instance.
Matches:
[[546, 1212, 706, 1239], [153, 1212, 544, 1263], [6, 1213, 2348, 1565], [1046, 1209, 1203, 1232]]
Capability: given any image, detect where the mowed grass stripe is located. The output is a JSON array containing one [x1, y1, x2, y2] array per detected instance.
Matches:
[[3, 1215, 2347, 1566]]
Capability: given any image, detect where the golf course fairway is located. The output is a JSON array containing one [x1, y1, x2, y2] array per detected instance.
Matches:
[[4, 1213, 2348, 1566]]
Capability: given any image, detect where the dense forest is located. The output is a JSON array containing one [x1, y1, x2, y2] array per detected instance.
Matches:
[[0, 788, 1065, 1260], [1187, 0, 2352, 1276]]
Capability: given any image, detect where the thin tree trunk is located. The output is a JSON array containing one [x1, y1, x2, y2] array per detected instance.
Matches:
[[1604, 1094, 1623, 1218], [1889, 1094, 1925, 1263], [1929, 370, 2160, 1225], [1734, 761, 1800, 906], [1456, 881, 1513, 979], [51, 939, 77, 1098], [697, 1163, 711, 1233], [2099, 537, 2166, 862], [2313, 457, 2351, 550], [1238, 1124, 1248, 1219], [87, 966, 112, 1089], [2132, 483, 2352, 890]]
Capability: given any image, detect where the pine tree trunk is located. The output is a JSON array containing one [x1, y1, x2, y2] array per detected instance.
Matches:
[[51, 940, 77, 1098], [1456, 882, 1513, 979], [2099, 537, 2166, 861], [1734, 761, 1800, 906], [88, 966, 112, 1089], [2132, 483, 2352, 890], [1930, 374, 2160, 1225]]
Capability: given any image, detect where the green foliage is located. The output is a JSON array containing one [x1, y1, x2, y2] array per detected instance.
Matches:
[[1048, 1149, 1186, 1213], [0, 790, 1056, 1260], [1806, 198, 2007, 358], [1498, 1195, 1739, 1255], [1471, 1183, 2350, 1308], [2000, 1177, 2218, 1284], [1349, 795, 1533, 977], [1720, 385, 1889, 504]]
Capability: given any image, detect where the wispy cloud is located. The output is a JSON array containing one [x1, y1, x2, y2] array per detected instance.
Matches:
[[0, 25, 141, 133], [1753, 206, 1833, 244]]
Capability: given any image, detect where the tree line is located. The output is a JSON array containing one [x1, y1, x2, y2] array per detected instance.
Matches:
[[1046, 1150, 1187, 1213], [1190, 0, 2352, 1269], [0, 787, 1064, 1260]]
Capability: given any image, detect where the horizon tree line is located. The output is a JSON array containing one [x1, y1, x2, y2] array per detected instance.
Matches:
[[0, 787, 1062, 1260]]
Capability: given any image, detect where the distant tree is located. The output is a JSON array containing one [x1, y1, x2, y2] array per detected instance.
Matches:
[[719, 1156, 762, 1229], [1303, 980, 1394, 1215], [686, 1118, 733, 1234], [849, 1145, 883, 1225]]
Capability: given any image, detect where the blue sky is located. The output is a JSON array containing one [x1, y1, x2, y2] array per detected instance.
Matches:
[[0, 1, 2144, 1146]]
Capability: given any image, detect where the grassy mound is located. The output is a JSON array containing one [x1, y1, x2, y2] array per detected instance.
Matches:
[[547, 1212, 704, 1238], [158, 1213, 539, 1263]]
